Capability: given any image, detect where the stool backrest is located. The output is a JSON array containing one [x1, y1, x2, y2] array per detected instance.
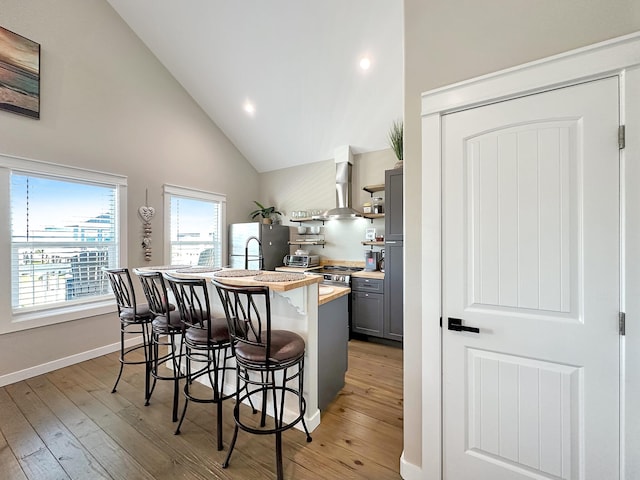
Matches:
[[134, 269, 170, 318], [163, 273, 212, 332], [103, 268, 137, 315], [212, 280, 272, 360]]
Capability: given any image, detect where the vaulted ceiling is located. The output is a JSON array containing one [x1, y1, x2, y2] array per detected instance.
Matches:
[[106, 0, 404, 173]]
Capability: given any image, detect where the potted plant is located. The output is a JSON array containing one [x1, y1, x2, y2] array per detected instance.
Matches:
[[388, 119, 403, 169], [250, 201, 282, 224]]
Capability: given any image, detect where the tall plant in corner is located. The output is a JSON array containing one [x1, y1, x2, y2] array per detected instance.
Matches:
[[250, 201, 282, 224], [388, 119, 403, 169]]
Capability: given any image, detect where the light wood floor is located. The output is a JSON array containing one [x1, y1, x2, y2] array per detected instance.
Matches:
[[0, 339, 403, 479]]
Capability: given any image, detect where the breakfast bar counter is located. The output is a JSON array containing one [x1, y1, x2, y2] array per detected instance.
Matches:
[[210, 270, 321, 291], [167, 268, 324, 431]]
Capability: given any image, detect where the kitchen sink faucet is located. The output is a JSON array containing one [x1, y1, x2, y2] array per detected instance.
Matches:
[[244, 236, 263, 270]]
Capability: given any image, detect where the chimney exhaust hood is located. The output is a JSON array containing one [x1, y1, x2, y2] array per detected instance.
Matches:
[[321, 145, 362, 220]]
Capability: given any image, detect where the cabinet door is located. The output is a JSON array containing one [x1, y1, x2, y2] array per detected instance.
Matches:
[[351, 291, 384, 337], [384, 168, 403, 241], [383, 241, 403, 341], [351, 277, 384, 293]]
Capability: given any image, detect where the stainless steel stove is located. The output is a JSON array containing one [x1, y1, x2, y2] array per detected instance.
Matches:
[[312, 265, 363, 286]]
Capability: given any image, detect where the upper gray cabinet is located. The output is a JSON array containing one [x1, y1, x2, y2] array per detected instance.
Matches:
[[384, 167, 403, 343], [384, 168, 403, 241]]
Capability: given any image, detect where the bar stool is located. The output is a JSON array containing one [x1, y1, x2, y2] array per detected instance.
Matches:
[[134, 268, 186, 422], [212, 280, 312, 480], [103, 268, 154, 403], [163, 273, 236, 450]]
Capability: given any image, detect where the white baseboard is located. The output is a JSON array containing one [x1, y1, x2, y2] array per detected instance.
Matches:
[[0, 337, 142, 387], [400, 451, 424, 480]]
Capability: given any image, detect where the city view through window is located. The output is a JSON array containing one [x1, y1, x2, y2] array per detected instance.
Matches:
[[169, 195, 222, 267], [10, 174, 116, 310], [10, 175, 224, 311]]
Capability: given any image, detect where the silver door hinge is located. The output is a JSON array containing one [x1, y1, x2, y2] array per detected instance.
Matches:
[[619, 125, 625, 149], [620, 311, 626, 336]]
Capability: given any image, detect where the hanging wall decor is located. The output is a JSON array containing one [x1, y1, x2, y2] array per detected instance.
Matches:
[[0, 26, 40, 119], [139, 189, 155, 261]]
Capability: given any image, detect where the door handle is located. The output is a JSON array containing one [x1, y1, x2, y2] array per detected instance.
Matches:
[[447, 317, 479, 334]]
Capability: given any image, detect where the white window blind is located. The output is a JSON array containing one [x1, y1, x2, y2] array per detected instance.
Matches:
[[165, 185, 225, 267], [10, 173, 118, 311]]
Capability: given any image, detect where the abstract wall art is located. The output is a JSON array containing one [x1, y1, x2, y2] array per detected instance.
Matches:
[[0, 26, 40, 119]]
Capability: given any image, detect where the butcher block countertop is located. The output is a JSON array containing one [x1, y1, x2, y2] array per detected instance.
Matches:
[[172, 269, 321, 292], [275, 266, 322, 273], [275, 267, 350, 305], [318, 285, 350, 306], [351, 270, 384, 280]]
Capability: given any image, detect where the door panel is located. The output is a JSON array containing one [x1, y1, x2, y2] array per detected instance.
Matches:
[[443, 77, 620, 479], [466, 349, 580, 478], [469, 122, 574, 313]]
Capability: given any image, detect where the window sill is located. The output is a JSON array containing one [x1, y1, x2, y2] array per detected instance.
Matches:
[[1, 298, 116, 335]]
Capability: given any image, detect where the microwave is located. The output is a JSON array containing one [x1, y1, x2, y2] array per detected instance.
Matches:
[[283, 255, 319, 268]]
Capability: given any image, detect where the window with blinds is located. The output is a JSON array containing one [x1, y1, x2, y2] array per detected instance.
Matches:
[[165, 185, 225, 267], [10, 173, 118, 311]]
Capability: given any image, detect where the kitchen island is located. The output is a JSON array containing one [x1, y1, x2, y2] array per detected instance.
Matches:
[[167, 268, 343, 432]]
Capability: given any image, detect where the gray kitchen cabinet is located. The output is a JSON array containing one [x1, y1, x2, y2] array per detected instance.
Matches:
[[351, 277, 384, 338], [383, 241, 403, 341], [384, 168, 403, 241], [318, 294, 349, 410], [384, 168, 403, 342]]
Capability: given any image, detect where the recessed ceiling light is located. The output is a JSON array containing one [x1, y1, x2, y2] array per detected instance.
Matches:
[[243, 101, 256, 116], [359, 57, 371, 71]]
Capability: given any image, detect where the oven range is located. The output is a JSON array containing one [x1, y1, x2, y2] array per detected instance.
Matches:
[[308, 265, 363, 287]]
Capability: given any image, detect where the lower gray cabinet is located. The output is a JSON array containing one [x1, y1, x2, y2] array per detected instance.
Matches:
[[351, 277, 384, 338], [383, 241, 403, 342]]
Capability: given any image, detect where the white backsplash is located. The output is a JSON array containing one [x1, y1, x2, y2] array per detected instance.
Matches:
[[290, 217, 385, 264]]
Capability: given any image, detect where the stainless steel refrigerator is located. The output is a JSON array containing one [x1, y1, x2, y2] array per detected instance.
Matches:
[[228, 222, 290, 270]]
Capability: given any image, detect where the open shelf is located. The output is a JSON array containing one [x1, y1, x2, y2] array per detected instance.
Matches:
[[288, 240, 325, 248], [363, 184, 385, 195], [290, 216, 325, 224], [362, 183, 385, 222], [362, 241, 384, 247], [289, 234, 325, 248]]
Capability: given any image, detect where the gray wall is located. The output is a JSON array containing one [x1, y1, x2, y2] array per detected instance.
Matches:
[[0, 0, 258, 378], [403, 0, 640, 470]]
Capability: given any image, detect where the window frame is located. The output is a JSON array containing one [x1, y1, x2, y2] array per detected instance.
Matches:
[[163, 184, 226, 267], [0, 153, 127, 334]]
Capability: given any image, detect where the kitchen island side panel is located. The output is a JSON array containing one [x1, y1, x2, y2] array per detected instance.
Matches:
[[318, 294, 349, 410]]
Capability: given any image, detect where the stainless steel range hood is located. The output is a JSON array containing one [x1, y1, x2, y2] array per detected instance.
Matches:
[[321, 146, 362, 220]]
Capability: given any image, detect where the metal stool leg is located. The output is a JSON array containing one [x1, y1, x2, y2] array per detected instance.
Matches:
[[111, 329, 126, 393], [275, 431, 284, 480]]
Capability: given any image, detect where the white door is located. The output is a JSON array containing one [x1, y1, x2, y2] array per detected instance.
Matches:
[[442, 77, 620, 479]]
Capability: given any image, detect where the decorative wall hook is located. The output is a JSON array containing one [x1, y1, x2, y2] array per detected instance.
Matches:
[[139, 189, 155, 261]]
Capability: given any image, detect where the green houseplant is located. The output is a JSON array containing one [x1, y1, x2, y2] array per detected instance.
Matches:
[[388, 119, 403, 168], [250, 201, 282, 224]]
